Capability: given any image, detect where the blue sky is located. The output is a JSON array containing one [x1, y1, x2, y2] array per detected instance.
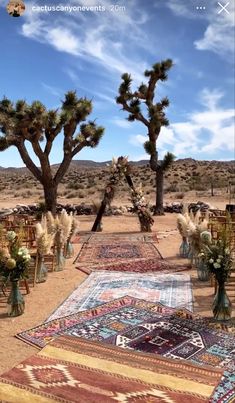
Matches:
[[0, 0, 234, 167]]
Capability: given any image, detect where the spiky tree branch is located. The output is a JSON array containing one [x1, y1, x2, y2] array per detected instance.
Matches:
[[160, 151, 176, 171], [116, 59, 174, 214], [0, 91, 104, 212]]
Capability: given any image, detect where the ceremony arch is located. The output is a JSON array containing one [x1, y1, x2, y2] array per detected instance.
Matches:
[[91, 157, 154, 232]]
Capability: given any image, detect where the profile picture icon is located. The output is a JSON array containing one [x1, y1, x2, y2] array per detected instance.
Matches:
[[7, 0, 25, 17]]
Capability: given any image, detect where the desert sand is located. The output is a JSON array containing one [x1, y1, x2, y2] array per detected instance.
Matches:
[[0, 209, 234, 376]]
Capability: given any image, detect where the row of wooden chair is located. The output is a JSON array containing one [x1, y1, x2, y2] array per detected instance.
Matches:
[[0, 214, 37, 229]]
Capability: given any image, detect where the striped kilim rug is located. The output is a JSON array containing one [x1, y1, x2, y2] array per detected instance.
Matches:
[[16, 296, 235, 403], [46, 271, 193, 321], [0, 336, 223, 403]]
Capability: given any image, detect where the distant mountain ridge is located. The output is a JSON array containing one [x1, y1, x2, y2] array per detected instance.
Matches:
[[0, 159, 150, 172], [0, 158, 234, 173]]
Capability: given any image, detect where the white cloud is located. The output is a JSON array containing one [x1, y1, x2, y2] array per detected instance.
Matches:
[[42, 83, 63, 97], [94, 93, 115, 104], [47, 27, 80, 55], [157, 127, 176, 148], [112, 118, 132, 129], [164, 0, 195, 18], [199, 88, 224, 110], [129, 134, 147, 146], [128, 88, 235, 158], [164, 0, 235, 58], [194, 9, 235, 58], [20, 0, 150, 83], [64, 68, 79, 83], [129, 153, 149, 161]]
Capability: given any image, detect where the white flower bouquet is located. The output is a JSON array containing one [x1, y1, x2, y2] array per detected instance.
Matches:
[[200, 230, 232, 283]]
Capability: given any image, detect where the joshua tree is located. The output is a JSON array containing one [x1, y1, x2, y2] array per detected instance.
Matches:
[[0, 91, 104, 214], [155, 152, 175, 215], [116, 59, 174, 215]]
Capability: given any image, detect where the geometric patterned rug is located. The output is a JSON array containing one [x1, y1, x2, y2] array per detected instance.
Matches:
[[74, 242, 162, 265], [0, 336, 223, 403], [76, 257, 190, 274], [46, 271, 193, 321], [105, 315, 235, 403], [17, 296, 191, 349], [16, 296, 235, 403]]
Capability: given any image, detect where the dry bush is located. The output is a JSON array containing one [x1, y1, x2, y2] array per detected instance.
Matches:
[[67, 191, 78, 199], [78, 190, 85, 198], [20, 190, 34, 198], [175, 192, 185, 199], [165, 184, 180, 192]]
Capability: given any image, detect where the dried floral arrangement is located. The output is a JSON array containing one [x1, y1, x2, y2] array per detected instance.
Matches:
[[177, 208, 209, 261], [130, 185, 154, 232], [45, 210, 79, 269]]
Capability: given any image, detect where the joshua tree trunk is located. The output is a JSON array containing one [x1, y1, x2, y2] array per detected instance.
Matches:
[[43, 182, 58, 215], [211, 181, 214, 197], [91, 200, 106, 232], [154, 168, 165, 215]]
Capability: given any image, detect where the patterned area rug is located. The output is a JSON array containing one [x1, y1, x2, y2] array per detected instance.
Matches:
[[16, 296, 235, 402], [17, 296, 189, 348], [74, 242, 162, 264], [0, 336, 223, 403], [105, 315, 235, 403], [76, 258, 190, 274], [208, 320, 235, 335], [46, 271, 193, 321]]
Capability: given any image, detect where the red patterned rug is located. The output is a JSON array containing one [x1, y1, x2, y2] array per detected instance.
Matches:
[[76, 258, 190, 274], [0, 336, 223, 403], [74, 242, 162, 265]]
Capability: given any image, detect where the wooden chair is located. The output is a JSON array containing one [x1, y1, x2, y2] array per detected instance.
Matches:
[[17, 254, 37, 294], [8, 225, 36, 249], [209, 209, 227, 217]]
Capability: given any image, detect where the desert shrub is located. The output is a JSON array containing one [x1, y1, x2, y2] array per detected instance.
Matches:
[[69, 183, 80, 190], [176, 192, 185, 199], [194, 183, 208, 191], [88, 188, 95, 195], [165, 184, 179, 192], [78, 190, 85, 198], [88, 177, 95, 186], [67, 192, 78, 199], [20, 190, 33, 198], [24, 182, 33, 189]]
